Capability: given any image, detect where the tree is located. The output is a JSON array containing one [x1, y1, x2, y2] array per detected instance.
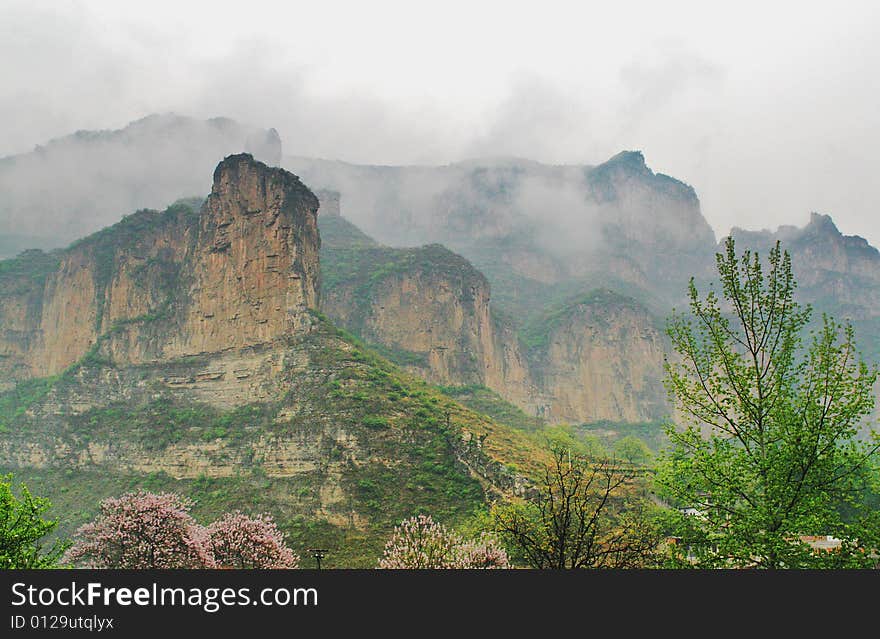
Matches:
[[378, 515, 509, 569], [660, 237, 880, 568], [452, 533, 511, 569], [542, 424, 607, 458], [492, 447, 662, 569], [0, 474, 68, 569], [207, 512, 299, 569], [65, 492, 213, 568], [614, 436, 653, 466]]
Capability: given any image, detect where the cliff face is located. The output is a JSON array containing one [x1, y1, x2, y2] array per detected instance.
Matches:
[[0, 154, 319, 382], [175, 154, 320, 356], [319, 214, 667, 424], [525, 291, 669, 423], [588, 151, 713, 252], [730, 213, 880, 318], [318, 218, 536, 407]]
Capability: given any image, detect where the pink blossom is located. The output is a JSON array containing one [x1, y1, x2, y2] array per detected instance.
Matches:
[[452, 533, 510, 569], [207, 511, 299, 569], [379, 515, 509, 569], [64, 491, 213, 569]]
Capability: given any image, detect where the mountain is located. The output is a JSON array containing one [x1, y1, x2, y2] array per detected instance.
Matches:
[[285, 150, 716, 321], [4, 113, 879, 432], [728, 212, 880, 365], [0, 114, 282, 258], [318, 208, 670, 425], [295, 153, 880, 427], [0, 155, 543, 566], [293, 150, 713, 426], [729, 212, 880, 317]]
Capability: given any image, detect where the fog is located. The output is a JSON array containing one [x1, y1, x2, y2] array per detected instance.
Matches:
[[0, 115, 281, 254], [2, 0, 879, 246]]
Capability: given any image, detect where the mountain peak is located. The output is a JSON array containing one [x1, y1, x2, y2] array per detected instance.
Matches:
[[804, 211, 841, 237], [587, 149, 700, 209], [605, 150, 647, 171]]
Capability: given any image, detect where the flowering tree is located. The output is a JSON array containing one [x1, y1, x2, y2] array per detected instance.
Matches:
[[207, 512, 299, 569], [378, 515, 509, 569], [64, 492, 213, 569], [452, 533, 510, 569]]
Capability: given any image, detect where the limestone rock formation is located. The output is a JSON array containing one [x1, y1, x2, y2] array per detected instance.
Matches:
[[0, 157, 542, 565], [524, 290, 669, 423], [319, 215, 668, 425], [319, 215, 536, 407], [729, 212, 880, 317], [0, 153, 319, 384]]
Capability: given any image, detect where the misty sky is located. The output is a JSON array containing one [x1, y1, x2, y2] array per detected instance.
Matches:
[[2, 0, 879, 244]]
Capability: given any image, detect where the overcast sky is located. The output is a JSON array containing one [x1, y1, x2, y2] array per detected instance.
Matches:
[[2, 0, 879, 243]]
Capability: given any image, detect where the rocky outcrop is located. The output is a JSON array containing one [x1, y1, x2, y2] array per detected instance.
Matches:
[[525, 290, 669, 423], [588, 151, 713, 253], [0, 154, 319, 382], [319, 232, 537, 407], [174, 153, 320, 356], [319, 215, 667, 424], [730, 212, 880, 317]]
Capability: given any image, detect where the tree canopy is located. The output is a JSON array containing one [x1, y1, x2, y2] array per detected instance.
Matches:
[[492, 447, 661, 568], [0, 474, 68, 569], [659, 237, 880, 568]]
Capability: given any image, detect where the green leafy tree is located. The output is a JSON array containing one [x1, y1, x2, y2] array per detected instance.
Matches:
[[540, 424, 607, 458], [614, 436, 653, 466], [0, 474, 68, 569], [659, 237, 880, 568]]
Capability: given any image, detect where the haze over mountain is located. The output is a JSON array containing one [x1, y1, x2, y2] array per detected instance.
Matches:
[[0, 154, 543, 565], [5, 113, 878, 426], [2, 2, 879, 573], [3, 114, 879, 565], [0, 114, 281, 258], [286, 149, 716, 315], [5, 2, 879, 248]]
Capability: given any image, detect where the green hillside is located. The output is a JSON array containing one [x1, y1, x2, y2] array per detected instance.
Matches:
[[0, 314, 546, 568]]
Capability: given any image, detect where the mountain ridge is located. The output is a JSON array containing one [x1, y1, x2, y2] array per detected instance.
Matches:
[[0, 154, 546, 566]]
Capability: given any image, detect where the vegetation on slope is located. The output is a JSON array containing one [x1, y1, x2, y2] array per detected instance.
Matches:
[[0, 248, 62, 295], [0, 313, 546, 567], [437, 384, 544, 433], [519, 288, 662, 357]]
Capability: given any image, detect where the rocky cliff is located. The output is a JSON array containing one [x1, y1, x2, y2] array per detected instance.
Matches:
[[522, 290, 669, 423], [729, 212, 880, 318], [319, 213, 668, 425], [319, 215, 536, 408], [0, 156, 543, 566], [0, 154, 319, 384], [286, 150, 716, 315]]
